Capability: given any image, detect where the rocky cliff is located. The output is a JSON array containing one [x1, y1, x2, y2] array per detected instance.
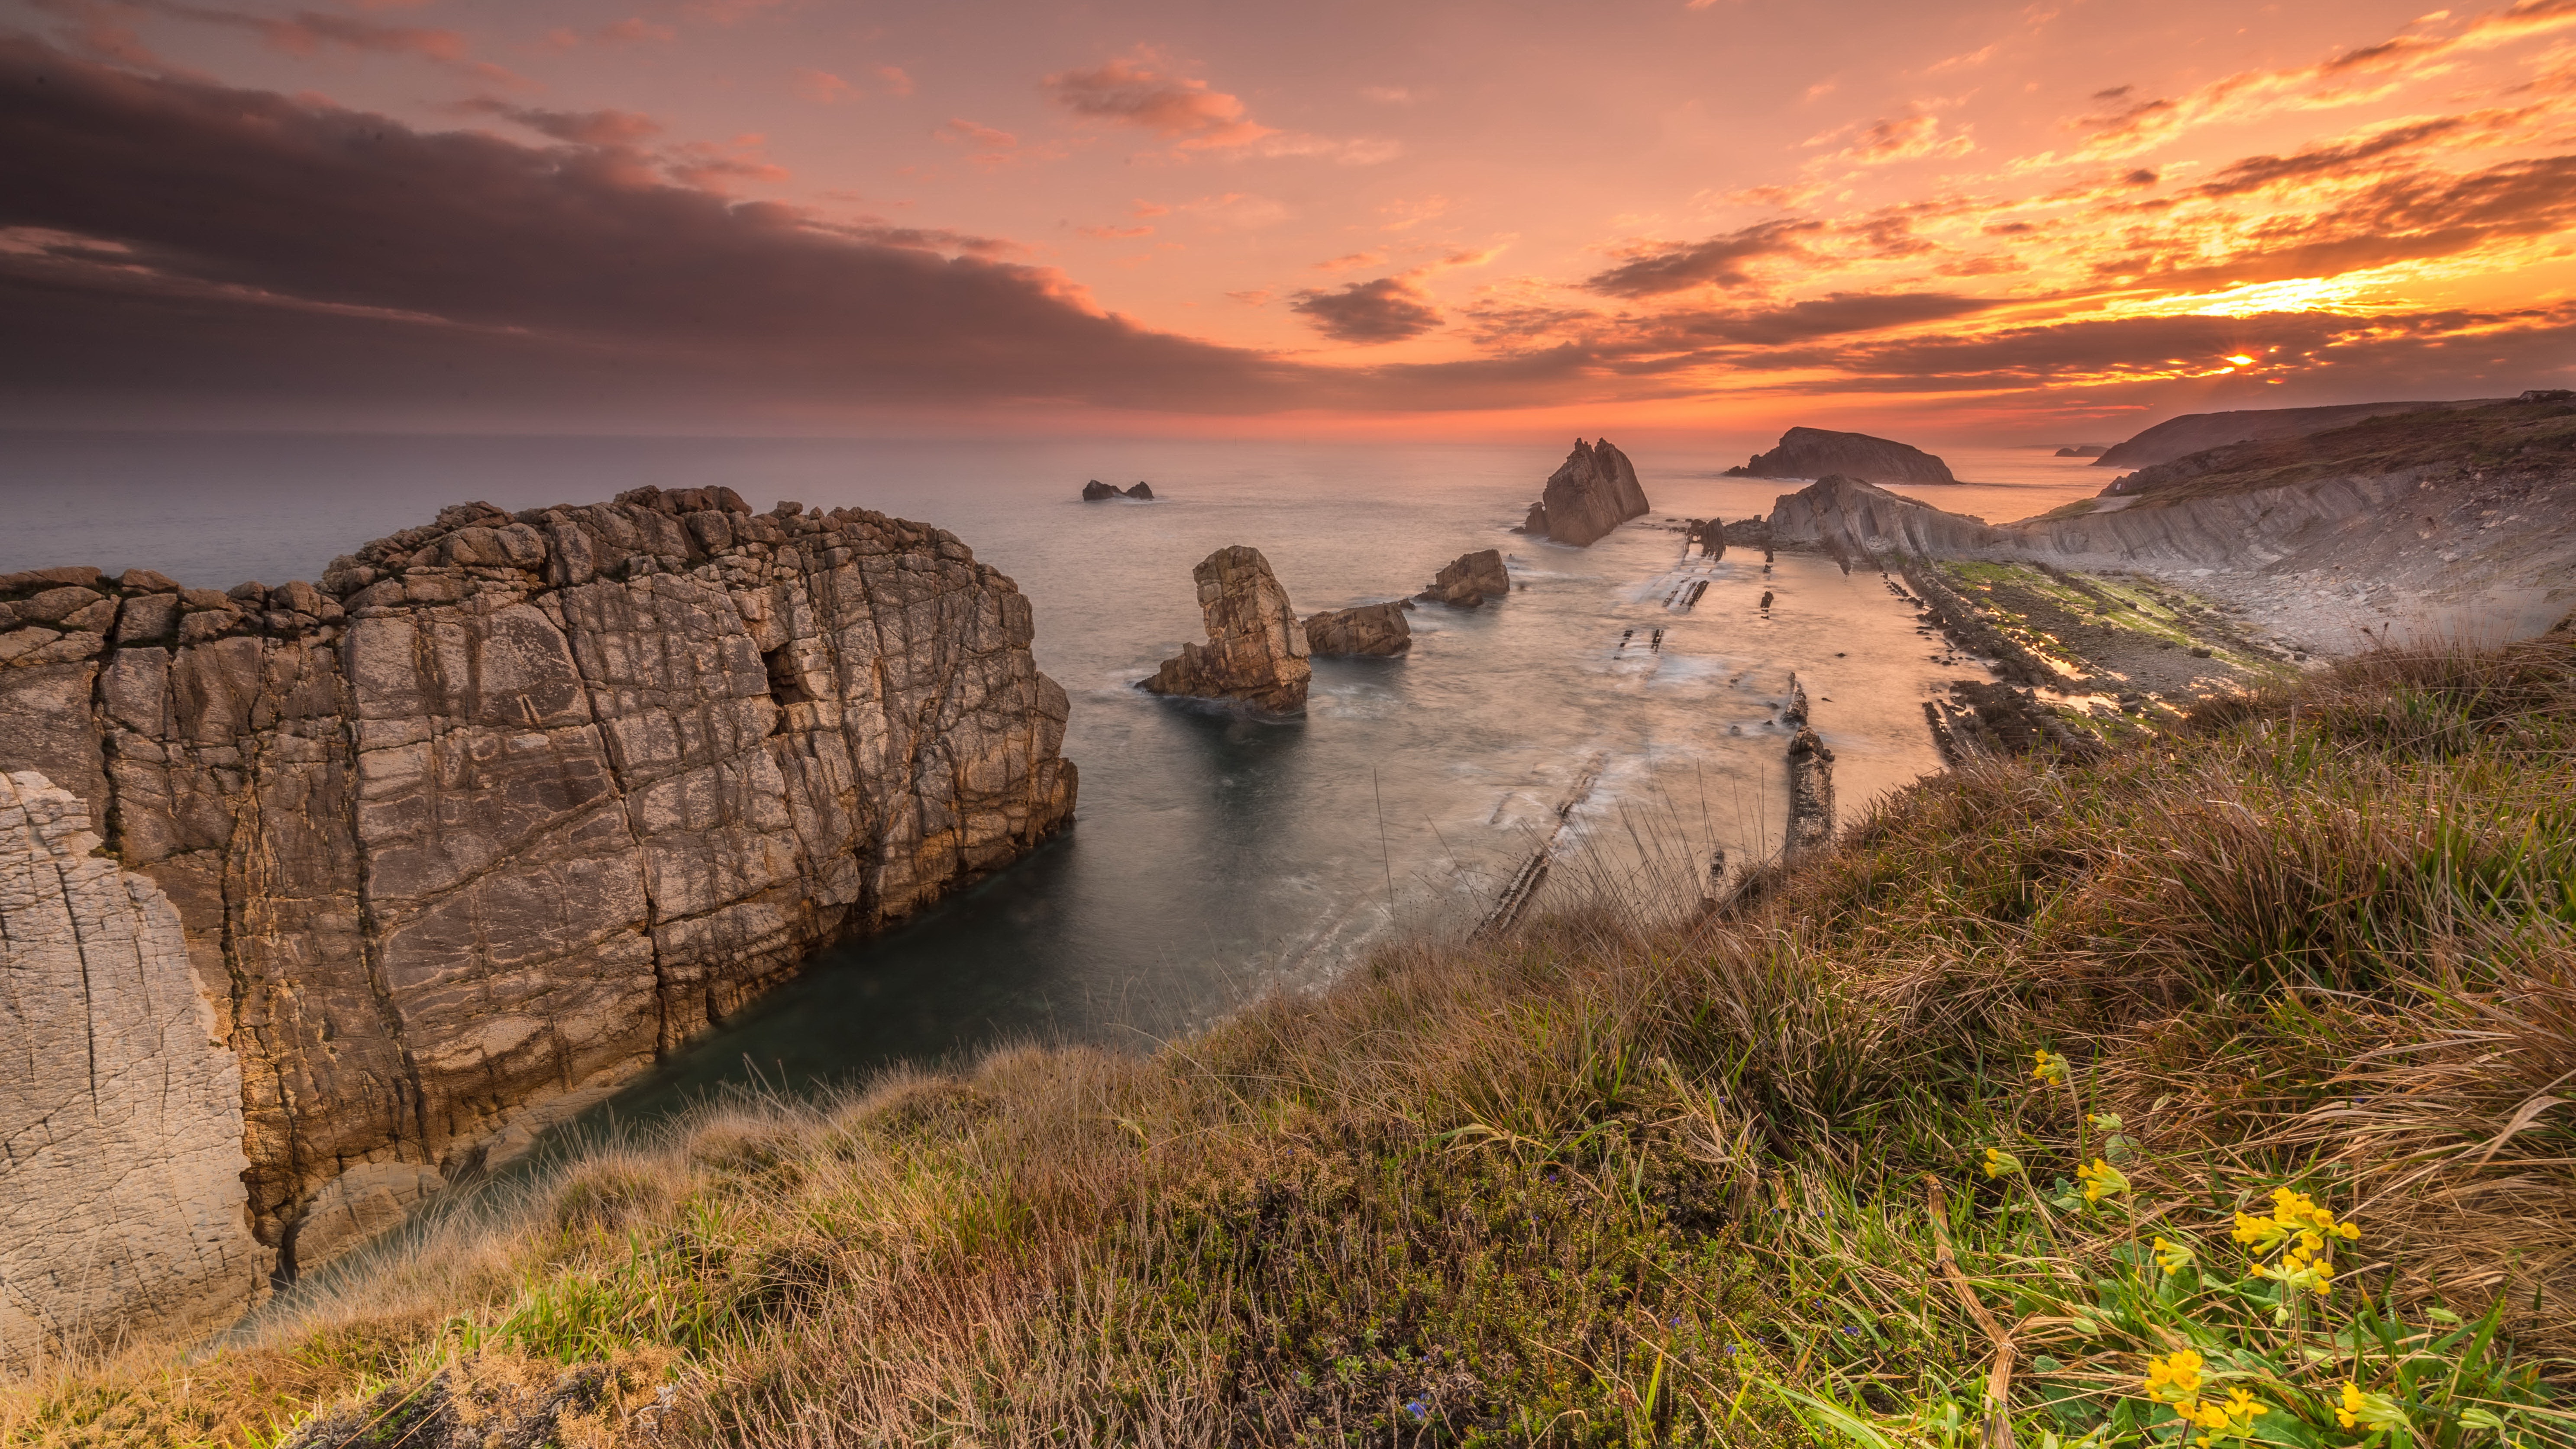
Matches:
[[1418, 549, 1511, 607], [1731, 427, 1956, 486], [1141, 546, 1312, 713], [0, 487, 1077, 1340], [1303, 601, 1413, 657], [2, 772, 264, 1371], [2091, 398, 2503, 470], [1522, 440, 1649, 547]]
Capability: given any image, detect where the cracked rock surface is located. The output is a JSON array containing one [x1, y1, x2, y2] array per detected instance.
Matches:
[[0, 487, 1076, 1337], [1141, 546, 1312, 714], [1, 770, 261, 1371]]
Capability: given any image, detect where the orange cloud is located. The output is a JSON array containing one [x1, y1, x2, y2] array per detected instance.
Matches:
[[1042, 52, 1277, 149]]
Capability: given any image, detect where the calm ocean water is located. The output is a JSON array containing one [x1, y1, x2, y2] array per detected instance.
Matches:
[[0, 433, 2111, 1120]]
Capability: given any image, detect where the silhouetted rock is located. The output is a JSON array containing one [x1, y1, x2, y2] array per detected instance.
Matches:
[[1522, 439, 1650, 546], [2091, 398, 2505, 469], [1304, 600, 1414, 656], [1418, 548, 1511, 607], [1082, 480, 1118, 500], [2054, 445, 2109, 458], [1739, 427, 1956, 486], [1124, 482, 1155, 500], [1141, 546, 1312, 713]]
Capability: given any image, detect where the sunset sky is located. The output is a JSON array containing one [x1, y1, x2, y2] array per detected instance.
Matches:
[[4, 0, 2575, 440]]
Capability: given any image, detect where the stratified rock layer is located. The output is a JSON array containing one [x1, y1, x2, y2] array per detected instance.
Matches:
[[1418, 549, 1511, 608], [1522, 440, 1650, 547], [1, 771, 262, 1371], [0, 487, 1076, 1299], [1303, 601, 1414, 657], [1142, 546, 1312, 713], [1735, 427, 1956, 486]]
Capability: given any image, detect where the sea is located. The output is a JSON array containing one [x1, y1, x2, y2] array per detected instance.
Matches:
[[0, 433, 2114, 1128]]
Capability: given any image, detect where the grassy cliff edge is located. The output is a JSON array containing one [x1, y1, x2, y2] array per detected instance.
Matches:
[[9, 641, 2574, 1448]]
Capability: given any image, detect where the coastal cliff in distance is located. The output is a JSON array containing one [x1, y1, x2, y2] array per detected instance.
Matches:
[[0, 487, 1076, 1366], [1768, 398, 2576, 638], [2090, 398, 2506, 469], [1730, 427, 1957, 486], [1522, 440, 1649, 546]]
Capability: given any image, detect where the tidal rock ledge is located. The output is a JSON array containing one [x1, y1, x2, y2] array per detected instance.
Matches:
[[0, 486, 1077, 1359], [1418, 548, 1512, 608]]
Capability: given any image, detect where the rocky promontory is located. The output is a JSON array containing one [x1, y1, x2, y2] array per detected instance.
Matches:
[[1728, 427, 1956, 486], [0, 487, 1077, 1365], [1418, 549, 1511, 607], [1303, 600, 1414, 657], [1521, 440, 1650, 547], [1141, 546, 1312, 713]]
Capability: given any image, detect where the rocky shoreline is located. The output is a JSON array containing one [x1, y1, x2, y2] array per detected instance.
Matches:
[[0, 487, 1076, 1367]]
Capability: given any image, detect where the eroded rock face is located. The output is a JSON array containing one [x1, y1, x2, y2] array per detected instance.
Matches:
[[1303, 601, 1414, 657], [1521, 440, 1649, 547], [1082, 480, 1118, 500], [1, 771, 262, 1371], [0, 487, 1076, 1303], [1141, 546, 1312, 713], [1418, 549, 1511, 608], [1733, 427, 1956, 487]]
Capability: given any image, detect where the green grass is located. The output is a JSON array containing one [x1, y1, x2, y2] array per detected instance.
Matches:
[[7, 641, 2573, 1447]]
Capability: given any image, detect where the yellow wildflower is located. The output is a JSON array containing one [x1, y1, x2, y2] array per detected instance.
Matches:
[[2143, 1349, 2204, 1405], [2151, 1236, 2194, 1275], [1982, 1147, 2022, 1179], [2032, 1050, 2070, 1087], [2077, 1158, 2130, 1204], [2201, 1388, 2266, 1443]]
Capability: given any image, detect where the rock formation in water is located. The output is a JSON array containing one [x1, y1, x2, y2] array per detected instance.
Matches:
[[1141, 546, 1312, 713], [1082, 480, 1118, 500], [1, 772, 265, 1371], [1418, 548, 1512, 607], [0, 487, 1077, 1358], [1124, 483, 1155, 500], [1520, 440, 1650, 547], [2055, 445, 2109, 458], [1784, 728, 1836, 858], [1731, 427, 1957, 486], [1303, 600, 1414, 657]]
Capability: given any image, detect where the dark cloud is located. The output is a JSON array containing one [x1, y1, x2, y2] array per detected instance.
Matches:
[[1655, 292, 2001, 346], [458, 100, 664, 147], [0, 37, 1310, 422], [1581, 220, 1821, 298], [2191, 116, 2476, 197], [1039, 55, 1271, 148], [1290, 276, 1442, 343]]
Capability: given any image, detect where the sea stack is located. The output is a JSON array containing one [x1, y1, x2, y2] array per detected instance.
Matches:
[[1304, 600, 1414, 657], [1142, 546, 1312, 713], [1082, 480, 1118, 500], [1731, 427, 1957, 487], [0, 488, 1078, 1362], [1418, 548, 1512, 607], [1521, 439, 1650, 547]]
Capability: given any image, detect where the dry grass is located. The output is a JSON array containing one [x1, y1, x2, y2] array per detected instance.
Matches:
[[5, 640, 2573, 1446]]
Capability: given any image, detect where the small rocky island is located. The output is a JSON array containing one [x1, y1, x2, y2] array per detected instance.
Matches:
[[1728, 426, 1957, 486], [1141, 546, 1312, 712], [1419, 548, 1511, 607], [1082, 480, 1156, 500], [1303, 600, 1414, 656], [1521, 439, 1650, 546]]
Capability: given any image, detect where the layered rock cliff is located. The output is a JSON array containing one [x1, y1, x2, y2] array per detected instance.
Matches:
[[1, 772, 263, 1371], [1303, 601, 1413, 657], [0, 487, 1077, 1337], [1418, 549, 1511, 608], [1141, 546, 1312, 713], [2090, 398, 2502, 470], [1731, 427, 1956, 486], [1521, 440, 1650, 547]]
